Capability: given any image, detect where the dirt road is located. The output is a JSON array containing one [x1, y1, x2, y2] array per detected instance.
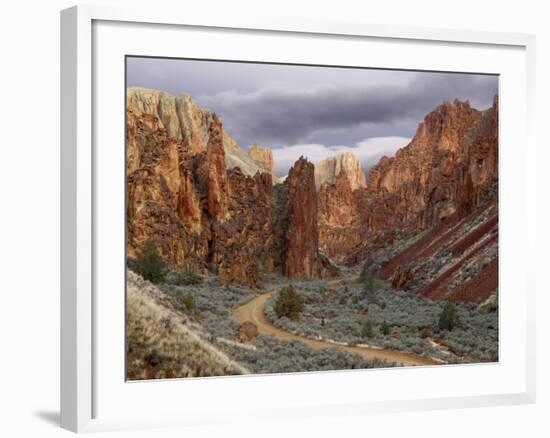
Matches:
[[233, 292, 440, 367]]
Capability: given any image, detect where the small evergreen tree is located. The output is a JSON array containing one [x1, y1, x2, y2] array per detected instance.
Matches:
[[274, 285, 304, 320], [183, 293, 195, 312], [361, 320, 374, 338], [438, 302, 460, 331], [134, 239, 167, 283]]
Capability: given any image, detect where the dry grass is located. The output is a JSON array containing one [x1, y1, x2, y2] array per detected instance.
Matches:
[[126, 270, 249, 380]]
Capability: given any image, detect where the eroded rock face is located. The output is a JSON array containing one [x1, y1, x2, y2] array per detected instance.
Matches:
[[283, 157, 321, 278], [317, 171, 361, 260], [248, 144, 276, 180], [205, 117, 229, 222], [126, 110, 209, 268], [127, 86, 497, 295], [128, 87, 274, 178], [126, 89, 276, 286], [127, 87, 217, 153], [315, 152, 367, 261], [314, 151, 367, 191], [213, 168, 275, 286], [126, 87, 333, 286], [345, 97, 499, 264], [365, 98, 497, 230]]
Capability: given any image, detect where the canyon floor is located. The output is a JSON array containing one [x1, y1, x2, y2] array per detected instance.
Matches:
[[233, 291, 439, 367], [127, 258, 497, 380]]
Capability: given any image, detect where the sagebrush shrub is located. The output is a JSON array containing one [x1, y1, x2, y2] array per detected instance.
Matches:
[[168, 267, 203, 286]]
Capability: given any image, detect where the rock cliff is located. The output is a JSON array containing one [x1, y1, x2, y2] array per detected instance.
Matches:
[[127, 87, 276, 179], [365, 98, 498, 230], [126, 89, 276, 286], [345, 97, 499, 264], [126, 87, 333, 286], [248, 144, 276, 180], [314, 151, 367, 191], [282, 157, 321, 278], [316, 153, 365, 260]]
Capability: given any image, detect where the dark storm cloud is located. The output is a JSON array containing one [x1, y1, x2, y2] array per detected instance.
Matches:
[[201, 73, 497, 147], [127, 57, 498, 162]]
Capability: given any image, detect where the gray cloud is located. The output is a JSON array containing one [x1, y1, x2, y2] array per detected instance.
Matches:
[[127, 57, 498, 160], [201, 74, 497, 147]]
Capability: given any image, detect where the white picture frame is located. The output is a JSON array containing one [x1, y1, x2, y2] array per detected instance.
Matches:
[[60, 4, 536, 433]]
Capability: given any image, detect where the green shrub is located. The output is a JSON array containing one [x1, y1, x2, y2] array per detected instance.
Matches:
[[183, 293, 195, 312], [438, 302, 460, 331], [133, 239, 167, 283], [361, 320, 374, 338], [169, 267, 203, 286], [274, 285, 304, 320]]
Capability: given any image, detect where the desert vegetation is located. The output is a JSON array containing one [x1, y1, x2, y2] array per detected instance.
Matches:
[[264, 268, 498, 363], [223, 335, 395, 374], [126, 271, 247, 380], [127, 265, 399, 377]]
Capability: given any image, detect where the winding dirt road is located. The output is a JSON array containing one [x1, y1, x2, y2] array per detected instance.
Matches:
[[233, 292, 440, 367]]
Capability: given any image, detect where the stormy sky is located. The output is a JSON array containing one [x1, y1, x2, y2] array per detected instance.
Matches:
[[127, 57, 498, 177]]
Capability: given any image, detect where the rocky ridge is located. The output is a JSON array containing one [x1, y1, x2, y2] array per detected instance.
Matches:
[[347, 97, 499, 302], [127, 87, 276, 180], [126, 87, 333, 286]]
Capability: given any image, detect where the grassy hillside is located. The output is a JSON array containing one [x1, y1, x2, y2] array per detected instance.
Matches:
[[126, 270, 248, 380]]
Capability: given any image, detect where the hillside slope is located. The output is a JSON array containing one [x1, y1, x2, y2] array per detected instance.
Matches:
[[126, 270, 248, 380]]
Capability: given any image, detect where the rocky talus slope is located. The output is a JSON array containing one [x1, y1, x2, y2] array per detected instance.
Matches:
[[368, 192, 498, 302]]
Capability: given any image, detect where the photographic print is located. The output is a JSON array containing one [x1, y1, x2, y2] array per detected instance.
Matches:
[[125, 57, 499, 380]]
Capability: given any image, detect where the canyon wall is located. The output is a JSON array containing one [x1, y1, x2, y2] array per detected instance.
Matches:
[[127, 87, 331, 286], [316, 153, 365, 260], [127, 87, 498, 298]]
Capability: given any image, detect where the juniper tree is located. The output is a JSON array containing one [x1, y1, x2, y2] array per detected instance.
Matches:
[[134, 239, 167, 283], [274, 285, 304, 320]]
